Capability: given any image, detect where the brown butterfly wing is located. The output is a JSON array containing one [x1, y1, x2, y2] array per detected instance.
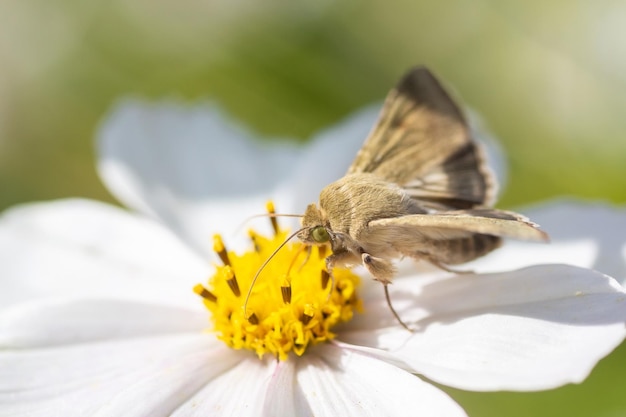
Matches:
[[365, 209, 548, 266], [347, 66, 496, 210], [368, 209, 549, 242]]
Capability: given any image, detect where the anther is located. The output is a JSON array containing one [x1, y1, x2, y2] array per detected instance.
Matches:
[[321, 270, 330, 289], [317, 245, 327, 259], [222, 266, 241, 297], [281, 279, 292, 304], [248, 230, 261, 252], [301, 304, 315, 325], [193, 284, 217, 302], [213, 235, 231, 266], [247, 312, 259, 325], [265, 201, 279, 235]]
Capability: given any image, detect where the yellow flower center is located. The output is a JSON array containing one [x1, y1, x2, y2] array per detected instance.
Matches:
[[194, 202, 362, 361]]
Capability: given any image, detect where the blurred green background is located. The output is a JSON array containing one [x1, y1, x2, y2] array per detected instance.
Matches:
[[1, 1, 625, 416]]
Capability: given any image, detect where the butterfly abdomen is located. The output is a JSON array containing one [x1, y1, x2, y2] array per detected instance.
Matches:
[[416, 234, 502, 265]]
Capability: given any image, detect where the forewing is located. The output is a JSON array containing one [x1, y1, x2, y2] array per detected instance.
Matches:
[[368, 209, 549, 242], [348, 67, 495, 209]]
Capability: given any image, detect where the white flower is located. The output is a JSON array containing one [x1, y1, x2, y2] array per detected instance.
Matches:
[[0, 100, 625, 416]]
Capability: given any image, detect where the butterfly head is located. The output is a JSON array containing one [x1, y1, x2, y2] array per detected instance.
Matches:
[[297, 203, 332, 245]]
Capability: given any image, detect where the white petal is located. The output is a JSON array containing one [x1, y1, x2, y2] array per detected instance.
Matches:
[[468, 199, 626, 283], [262, 360, 298, 416], [0, 298, 206, 348], [334, 272, 416, 348], [288, 344, 467, 417], [93, 340, 243, 417], [171, 356, 275, 417], [0, 199, 208, 309], [524, 199, 626, 283], [382, 265, 626, 391], [97, 99, 301, 255], [0, 334, 240, 417]]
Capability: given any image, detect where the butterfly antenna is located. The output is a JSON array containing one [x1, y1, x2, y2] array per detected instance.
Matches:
[[234, 213, 304, 235], [243, 227, 307, 318]]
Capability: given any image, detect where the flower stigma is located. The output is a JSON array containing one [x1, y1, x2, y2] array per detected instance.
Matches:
[[194, 202, 362, 361]]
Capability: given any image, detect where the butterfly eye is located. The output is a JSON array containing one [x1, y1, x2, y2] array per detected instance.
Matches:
[[311, 226, 330, 243]]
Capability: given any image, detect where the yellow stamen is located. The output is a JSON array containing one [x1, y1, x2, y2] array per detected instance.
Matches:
[[193, 284, 217, 303], [318, 244, 328, 259], [248, 230, 261, 252], [301, 304, 315, 325], [195, 203, 362, 361], [222, 266, 240, 297], [265, 200, 279, 235], [281, 277, 292, 304], [213, 235, 231, 266], [321, 269, 330, 289], [247, 312, 260, 325]]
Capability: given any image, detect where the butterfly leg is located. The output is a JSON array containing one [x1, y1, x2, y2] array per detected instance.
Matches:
[[323, 256, 337, 301], [297, 245, 312, 272], [324, 249, 361, 302], [286, 244, 309, 275], [383, 284, 413, 332], [426, 257, 474, 275], [361, 253, 396, 284], [360, 252, 412, 331]]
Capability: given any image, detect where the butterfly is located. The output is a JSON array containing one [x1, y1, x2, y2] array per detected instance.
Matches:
[[295, 66, 548, 329]]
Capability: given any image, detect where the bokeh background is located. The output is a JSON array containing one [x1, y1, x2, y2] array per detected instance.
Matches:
[[1, 1, 625, 416]]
